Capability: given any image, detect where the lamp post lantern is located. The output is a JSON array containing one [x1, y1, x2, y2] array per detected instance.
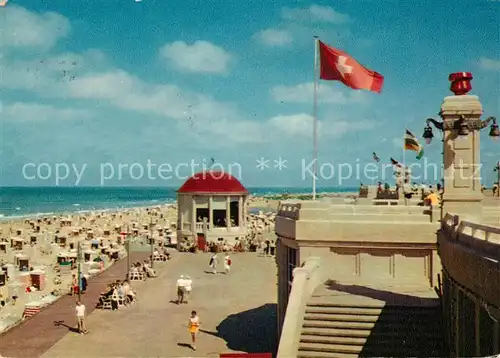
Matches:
[[494, 162, 500, 197], [77, 240, 82, 301], [149, 216, 154, 268], [421, 72, 498, 221], [125, 224, 131, 281]]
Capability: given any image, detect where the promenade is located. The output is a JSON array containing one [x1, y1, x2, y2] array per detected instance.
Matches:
[[0, 252, 149, 357], [0, 252, 278, 357]]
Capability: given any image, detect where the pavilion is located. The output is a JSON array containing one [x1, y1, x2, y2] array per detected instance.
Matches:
[[176, 171, 249, 250]]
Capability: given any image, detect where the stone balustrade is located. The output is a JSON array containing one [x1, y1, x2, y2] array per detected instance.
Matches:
[[277, 202, 302, 220], [195, 222, 210, 231], [439, 213, 500, 356], [277, 202, 438, 223], [276, 200, 441, 288]]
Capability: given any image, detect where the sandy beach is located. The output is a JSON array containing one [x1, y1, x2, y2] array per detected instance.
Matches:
[[0, 204, 178, 333], [0, 189, 355, 334]]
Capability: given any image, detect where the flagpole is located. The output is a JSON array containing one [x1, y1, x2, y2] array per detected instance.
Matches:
[[312, 36, 319, 200], [402, 128, 407, 204]]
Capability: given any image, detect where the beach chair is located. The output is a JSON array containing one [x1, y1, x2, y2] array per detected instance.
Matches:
[[101, 298, 112, 310], [128, 272, 143, 281], [112, 292, 125, 309]]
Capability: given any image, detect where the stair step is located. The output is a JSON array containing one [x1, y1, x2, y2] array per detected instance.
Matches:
[[304, 313, 441, 324], [299, 342, 443, 356], [297, 351, 358, 358], [303, 320, 375, 330], [300, 334, 366, 346], [307, 301, 440, 309], [303, 320, 441, 332], [301, 327, 371, 338], [299, 342, 363, 354], [305, 306, 438, 316], [301, 334, 443, 347], [304, 314, 378, 322], [300, 327, 441, 338]]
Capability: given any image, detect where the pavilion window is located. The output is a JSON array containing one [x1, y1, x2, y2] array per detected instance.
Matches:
[[213, 210, 227, 228], [196, 208, 209, 223], [229, 200, 239, 226]]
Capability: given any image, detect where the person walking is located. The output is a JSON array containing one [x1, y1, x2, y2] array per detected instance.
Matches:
[[209, 253, 218, 274], [176, 275, 186, 304], [75, 300, 88, 334], [224, 254, 231, 274], [188, 310, 201, 351], [184, 275, 192, 303]]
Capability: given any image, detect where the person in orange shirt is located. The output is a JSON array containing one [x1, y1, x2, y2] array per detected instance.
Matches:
[[425, 191, 440, 206]]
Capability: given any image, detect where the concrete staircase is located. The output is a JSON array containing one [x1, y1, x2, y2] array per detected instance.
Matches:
[[297, 300, 444, 357]]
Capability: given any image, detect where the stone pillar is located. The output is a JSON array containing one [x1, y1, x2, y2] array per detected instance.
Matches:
[[238, 196, 243, 227], [441, 94, 483, 222], [208, 196, 213, 229], [191, 196, 196, 233], [226, 196, 231, 228]]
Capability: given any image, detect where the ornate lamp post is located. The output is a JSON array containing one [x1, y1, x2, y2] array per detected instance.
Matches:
[[494, 162, 500, 197], [149, 216, 155, 268], [421, 72, 499, 221]]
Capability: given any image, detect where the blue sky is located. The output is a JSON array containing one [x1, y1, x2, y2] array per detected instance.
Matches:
[[0, 0, 499, 188]]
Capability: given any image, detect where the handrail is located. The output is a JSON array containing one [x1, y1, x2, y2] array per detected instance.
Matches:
[[441, 213, 500, 242], [277, 257, 321, 358], [458, 221, 500, 242]]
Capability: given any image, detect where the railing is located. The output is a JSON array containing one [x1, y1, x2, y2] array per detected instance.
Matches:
[[277, 203, 301, 220], [442, 213, 500, 243], [329, 204, 433, 215], [195, 222, 210, 231]]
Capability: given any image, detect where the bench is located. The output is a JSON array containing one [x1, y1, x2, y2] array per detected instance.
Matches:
[[372, 199, 399, 206], [99, 293, 126, 310]]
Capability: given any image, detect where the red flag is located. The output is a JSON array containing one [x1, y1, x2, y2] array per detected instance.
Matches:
[[318, 41, 384, 93]]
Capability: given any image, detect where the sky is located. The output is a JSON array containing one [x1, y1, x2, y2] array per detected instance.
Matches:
[[0, 0, 499, 188]]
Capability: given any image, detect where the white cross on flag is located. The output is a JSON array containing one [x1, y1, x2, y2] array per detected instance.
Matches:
[[318, 40, 384, 93]]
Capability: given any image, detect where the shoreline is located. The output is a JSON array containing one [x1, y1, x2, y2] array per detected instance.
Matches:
[[0, 189, 358, 222]]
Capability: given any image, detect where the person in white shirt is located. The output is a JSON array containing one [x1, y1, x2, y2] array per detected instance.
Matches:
[[209, 253, 218, 274], [224, 254, 231, 274], [75, 301, 88, 334], [122, 280, 135, 304], [184, 275, 192, 303], [176, 275, 186, 304]]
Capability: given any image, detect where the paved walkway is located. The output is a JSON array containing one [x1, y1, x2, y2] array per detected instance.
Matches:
[[41, 252, 277, 357], [0, 252, 149, 357]]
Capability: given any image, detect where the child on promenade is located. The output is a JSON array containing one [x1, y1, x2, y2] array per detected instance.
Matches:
[[188, 310, 200, 350]]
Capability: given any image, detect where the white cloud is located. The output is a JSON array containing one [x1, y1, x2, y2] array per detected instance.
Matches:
[[159, 41, 232, 74], [253, 28, 293, 46], [267, 113, 375, 138], [281, 5, 351, 24], [479, 57, 500, 71], [1, 5, 70, 50], [0, 51, 238, 124], [1, 6, 369, 148], [1, 102, 91, 121], [270, 82, 368, 104]]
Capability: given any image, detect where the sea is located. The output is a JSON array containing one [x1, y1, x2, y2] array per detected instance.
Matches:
[[0, 186, 357, 219]]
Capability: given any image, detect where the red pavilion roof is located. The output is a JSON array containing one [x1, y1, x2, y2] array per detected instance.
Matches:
[[177, 171, 248, 194]]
